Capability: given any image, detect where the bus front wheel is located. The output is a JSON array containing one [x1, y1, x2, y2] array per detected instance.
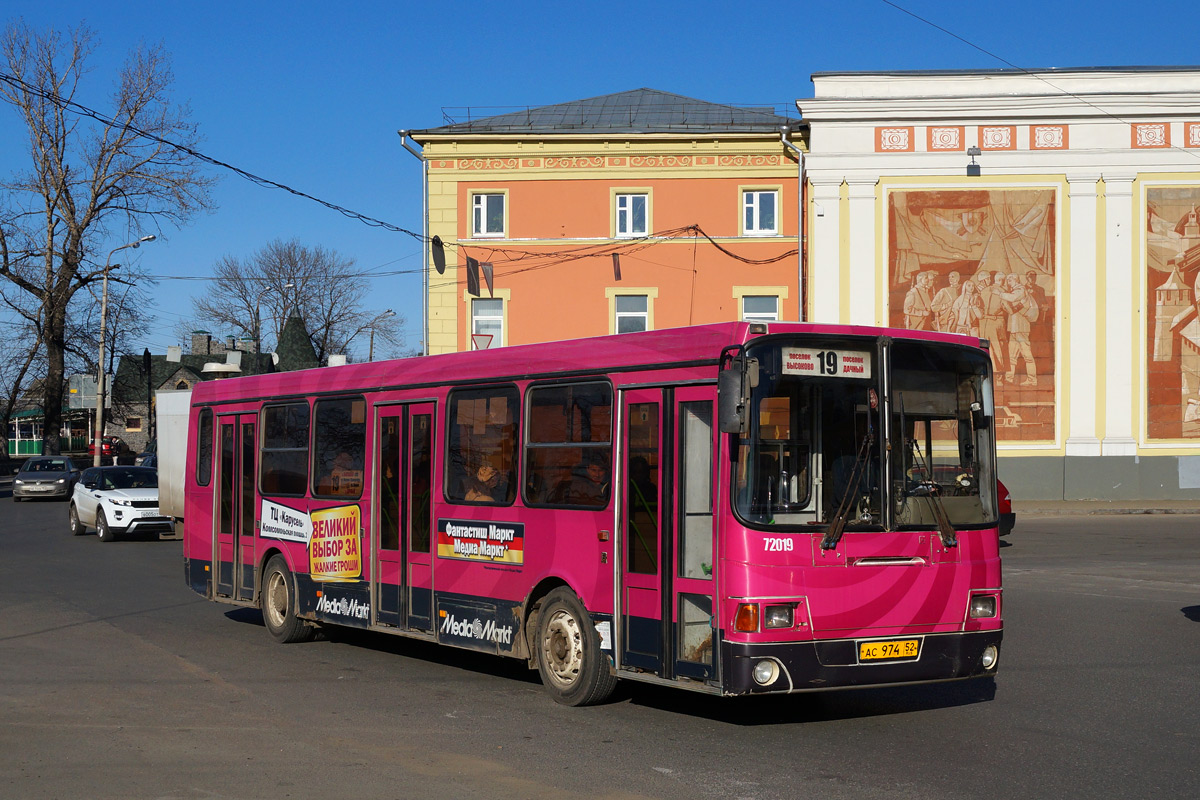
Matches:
[[535, 587, 617, 706], [262, 556, 314, 644]]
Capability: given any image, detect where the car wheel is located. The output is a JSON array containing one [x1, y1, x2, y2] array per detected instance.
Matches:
[[96, 510, 117, 542], [69, 504, 87, 536]]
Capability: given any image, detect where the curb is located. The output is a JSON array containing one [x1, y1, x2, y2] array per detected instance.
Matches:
[[1016, 505, 1200, 516]]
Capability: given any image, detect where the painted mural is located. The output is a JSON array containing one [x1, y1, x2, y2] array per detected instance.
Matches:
[[888, 189, 1057, 442], [1146, 186, 1200, 440]]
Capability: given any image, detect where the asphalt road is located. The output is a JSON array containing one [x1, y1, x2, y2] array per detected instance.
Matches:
[[1, 492, 1197, 800]]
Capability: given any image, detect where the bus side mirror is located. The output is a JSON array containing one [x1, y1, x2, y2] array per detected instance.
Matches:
[[718, 357, 758, 434]]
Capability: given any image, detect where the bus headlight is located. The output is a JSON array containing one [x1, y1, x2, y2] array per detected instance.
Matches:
[[752, 659, 780, 686], [969, 595, 997, 618], [764, 604, 794, 629]]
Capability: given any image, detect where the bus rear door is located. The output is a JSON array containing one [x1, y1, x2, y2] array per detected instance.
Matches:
[[214, 413, 257, 602], [372, 403, 435, 631]]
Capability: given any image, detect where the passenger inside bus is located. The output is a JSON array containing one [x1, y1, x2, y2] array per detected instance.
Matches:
[[566, 451, 610, 505], [464, 460, 501, 502]]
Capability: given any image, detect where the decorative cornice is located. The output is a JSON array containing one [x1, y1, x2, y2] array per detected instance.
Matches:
[[428, 153, 789, 170]]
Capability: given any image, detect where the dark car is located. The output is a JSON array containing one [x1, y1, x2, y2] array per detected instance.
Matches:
[[12, 455, 81, 501], [134, 439, 157, 466]]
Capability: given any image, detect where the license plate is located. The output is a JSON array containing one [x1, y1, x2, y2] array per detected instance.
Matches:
[[859, 639, 920, 661], [139, 510, 161, 517]]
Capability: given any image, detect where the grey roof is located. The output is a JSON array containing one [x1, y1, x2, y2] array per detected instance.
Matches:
[[275, 314, 319, 372], [810, 65, 1200, 79], [410, 89, 799, 137]]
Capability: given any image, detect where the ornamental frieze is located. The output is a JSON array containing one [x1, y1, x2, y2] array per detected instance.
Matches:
[[544, 156, 604, 169], [458, 158, 520, 170], [630, 155, 693, 168], [718, 154, 784, 167]]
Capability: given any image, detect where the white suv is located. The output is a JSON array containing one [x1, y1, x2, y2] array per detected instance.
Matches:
[[69, 466, 174, 542]]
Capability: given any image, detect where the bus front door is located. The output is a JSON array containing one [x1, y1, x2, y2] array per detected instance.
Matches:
[[372, 403, 435, 631], [214, 413, 257, 602], [620, 390, 666, 673]]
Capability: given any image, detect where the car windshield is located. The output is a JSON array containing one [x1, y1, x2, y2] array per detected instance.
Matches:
[[101, 467, 158, 490], [24, 459, 71, 473]]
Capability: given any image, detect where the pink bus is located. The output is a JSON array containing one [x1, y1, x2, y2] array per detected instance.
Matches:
[[182, 322, 1002, 705]]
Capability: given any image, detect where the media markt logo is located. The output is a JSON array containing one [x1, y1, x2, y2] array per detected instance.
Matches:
[[440, 613, 514, 645], [316, 594, 370, 620]]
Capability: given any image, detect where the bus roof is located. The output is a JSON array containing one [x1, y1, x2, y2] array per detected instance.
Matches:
[[190, 321, 984, 406]]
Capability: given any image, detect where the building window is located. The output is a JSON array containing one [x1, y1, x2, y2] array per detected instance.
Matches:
[[616, 193, 647, 237], [125, 417, 142, 432], [472, 298, 504, 349], [472, 193, 505, 237], [743, 190, 778, 236], [615, 294, 649, 333], [742, 295, 779, 322]]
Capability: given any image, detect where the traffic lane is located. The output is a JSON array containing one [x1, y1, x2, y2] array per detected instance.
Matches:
[[3, 500, 1198, 799]]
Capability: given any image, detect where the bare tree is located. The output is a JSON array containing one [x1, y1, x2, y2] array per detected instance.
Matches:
[[0, 21, 214, 454], [193, 238, 404, 361]]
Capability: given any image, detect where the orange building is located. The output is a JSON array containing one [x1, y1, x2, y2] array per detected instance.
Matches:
[[406, 89, 803, 354]]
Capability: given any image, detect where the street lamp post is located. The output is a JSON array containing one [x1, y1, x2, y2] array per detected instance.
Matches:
[[368, 309, 396, 362], [94, 235, 156, 467]]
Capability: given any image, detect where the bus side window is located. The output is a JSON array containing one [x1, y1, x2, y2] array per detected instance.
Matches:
[[523, 382, 613, 508], [196, 408, 214, 486], [447, 386, 519, 505], [312, 398, 366, 498], [260, 402, 310, 497]]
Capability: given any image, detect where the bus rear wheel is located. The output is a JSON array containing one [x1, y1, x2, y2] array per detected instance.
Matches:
[[262, 556, 314, 644], [535, 587, 616, 706]]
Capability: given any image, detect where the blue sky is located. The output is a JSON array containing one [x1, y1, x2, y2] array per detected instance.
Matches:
[[2, 0, 1194, 359]]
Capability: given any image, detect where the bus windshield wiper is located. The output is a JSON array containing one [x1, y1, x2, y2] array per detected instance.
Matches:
[[821, 430, 873, 551], [905, 437, 958, 548]]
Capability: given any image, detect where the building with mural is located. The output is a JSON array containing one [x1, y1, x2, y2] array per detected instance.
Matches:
[[801, 67, 1200, 501], [406, 89, 802, 355]]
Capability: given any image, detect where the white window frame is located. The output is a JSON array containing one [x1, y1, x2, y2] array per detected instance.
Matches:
[[742, 189, 780, 236], [605, 287, 659, 335], [472, 192, 506, 238], [470, 297, 505, 348], [615, 193, 648, 237], [741, 295, 779, 322]]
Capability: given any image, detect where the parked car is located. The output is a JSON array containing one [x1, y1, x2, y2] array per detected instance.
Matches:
[[12, 456, 81, 501], [68, 465, 173, 541], [138, 453, 158, 469], [88, 436, 133, 465], [998, 478, 1015, 536], [134, 439, 157, 466]]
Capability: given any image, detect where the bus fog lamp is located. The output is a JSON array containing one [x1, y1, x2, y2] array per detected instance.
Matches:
[[752, 659, 779, 686], [764, 604, 794, 629], [981, 645, 998, 669], [969, 596, 997, 618]]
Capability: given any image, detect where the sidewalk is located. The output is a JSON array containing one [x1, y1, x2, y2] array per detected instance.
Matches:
[[1015, 499, 1200, 516]]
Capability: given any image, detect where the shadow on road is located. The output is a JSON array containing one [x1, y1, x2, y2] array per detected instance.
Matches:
[[221, 606, 998, 722], [1182, 605, 1200, 622]]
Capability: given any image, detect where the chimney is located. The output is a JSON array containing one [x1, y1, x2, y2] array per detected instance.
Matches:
[[190, 330, 213, 354]]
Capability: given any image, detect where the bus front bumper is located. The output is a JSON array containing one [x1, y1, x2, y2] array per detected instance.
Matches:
[[721, 629, 1002, 695]]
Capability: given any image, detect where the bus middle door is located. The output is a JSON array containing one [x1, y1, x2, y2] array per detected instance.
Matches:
[[372, 403, 435, 631]]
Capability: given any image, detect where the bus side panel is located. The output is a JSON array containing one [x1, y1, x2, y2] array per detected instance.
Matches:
[[430, 504, 616, 625]]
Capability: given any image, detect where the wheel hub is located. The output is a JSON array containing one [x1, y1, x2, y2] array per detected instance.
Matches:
[[542, 609, 583, 687]]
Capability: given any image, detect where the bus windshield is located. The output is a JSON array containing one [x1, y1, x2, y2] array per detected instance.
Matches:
[[732, 336, 996, 531]]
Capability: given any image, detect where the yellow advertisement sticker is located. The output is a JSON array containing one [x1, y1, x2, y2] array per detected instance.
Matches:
[[309, 505, 362, 581]]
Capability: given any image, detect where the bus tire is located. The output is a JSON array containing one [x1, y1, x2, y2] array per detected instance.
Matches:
[[262, 556, 314, 644], [535, 587, 617, 706], [69, 504, 86, 536], [96, 511, 116, 542]]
